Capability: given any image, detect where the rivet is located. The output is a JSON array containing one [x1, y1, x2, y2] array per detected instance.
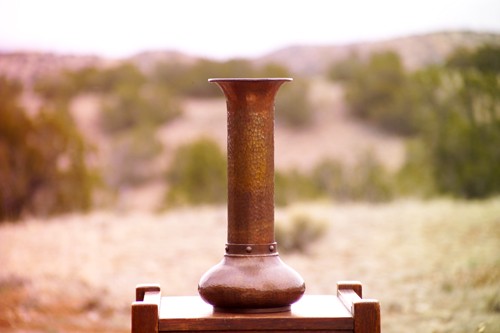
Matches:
[[246, 246, 252, 253], [269, 245, 275, 252]]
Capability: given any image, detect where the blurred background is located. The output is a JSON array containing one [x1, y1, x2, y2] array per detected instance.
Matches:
[[1, 1, 500, 332]]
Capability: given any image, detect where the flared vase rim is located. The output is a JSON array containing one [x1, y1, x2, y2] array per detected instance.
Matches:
[[208, 78, 292, 82]]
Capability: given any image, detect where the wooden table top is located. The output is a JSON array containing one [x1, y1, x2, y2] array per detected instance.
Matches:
[[159, 295, 353, 332]]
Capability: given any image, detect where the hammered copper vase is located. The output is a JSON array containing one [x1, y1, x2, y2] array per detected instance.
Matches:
[[198, 78, 305, 313]]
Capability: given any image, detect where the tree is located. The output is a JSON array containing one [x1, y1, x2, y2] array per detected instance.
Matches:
[[165, 138, 227, 206], [327, 53, 363, 82], [344, 51, 418, 136], [0, 76, 95, 221], [446, 44, 500, 75], [275, 79, 314, 128], [401, 44, 500, 198]]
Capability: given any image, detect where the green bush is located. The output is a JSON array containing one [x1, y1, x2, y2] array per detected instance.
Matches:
[[312, 151, 394, 202], [34, 63, 182, 136], [256, 63, 290, 78], [275, 79, 314, 128], [154, 58, 312, 128], [99, 82, 180, 135], [34, 63, 182, 190], [275, 170, 322, 206], [275, 152, 395, 206], [327, 53, 363, 82], [153, 59, 256, 97], [34, 75, 78, 103], [312, 160, 350, 200], [446, 44, 500, 75], [395, 139, 437, 198], [154, 59, 314, 128], [407, 65, 500, 199], [165, 138, 227, 206], [70, 63, 146, 95], [343, 51, 418, 136], [487, 291, 500, 313], [0, 77, 95, 221], [336, 44, 500, 199], [105, 127, 163, 188], [397, 43, 500, 200], [275, 214, 327, 253], [34, 63, 147, 101], [90, 63, 181, 135], [350, 151, 395, 202], [86, 63, 181, 188], [154, 59, 291, 98]]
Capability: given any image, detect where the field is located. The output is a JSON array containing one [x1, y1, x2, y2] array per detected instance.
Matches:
[[1, 198, 499, 333], [1, 66, 499, 332]]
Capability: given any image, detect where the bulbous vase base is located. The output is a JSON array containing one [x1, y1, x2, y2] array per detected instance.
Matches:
[[198, 254, 305, 312]]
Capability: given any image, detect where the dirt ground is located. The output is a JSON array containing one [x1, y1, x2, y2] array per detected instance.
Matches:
[[1, 198, 499, 333], [1, 75, 498, 332]]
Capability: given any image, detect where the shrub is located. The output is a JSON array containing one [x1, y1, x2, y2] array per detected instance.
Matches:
[[105, 127, 163, 188], [34, 63, 183, 191], [71, 63, 146, 95], [275, 79, 314, 128], [338, 45, 500, 199], [446, 44, 500, 75], [350, 151, 395, 202], [153, 59, 257, 97], [34, 75, 78, 103], [312, 151, 394, 202], [275, 152, 395, 206], [257, 63, 290, 78], [99, 82, 181, 135], [90, 63, 181, 135], [0, 76, 95, 221], [85, 63, 182, 188], [327, 53, 363, 82], [343, 51, 418, 136], [312, 160, 350, 200], [275, 170, 322, 206], [34, 63, 147, 101], [165, 138, 227, 206], [405, 57, 500, 199], [395, 139, 437, 198], [154, 59, 291, 98], [487, 291, 500, 313], [275, 214, 327, 253]]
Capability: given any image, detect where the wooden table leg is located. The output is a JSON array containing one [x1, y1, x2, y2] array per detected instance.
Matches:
[[338, 281, 380, 333], [132, 284, 161, 333]]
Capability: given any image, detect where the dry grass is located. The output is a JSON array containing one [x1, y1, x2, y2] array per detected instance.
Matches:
[[1, 74, 497, 332], [1, 198, 499, 333]]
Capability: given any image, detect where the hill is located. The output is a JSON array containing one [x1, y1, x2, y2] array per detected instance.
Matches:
[[1, 30, 499, 209], [2, 31, 500, 85], [254, 31, 500, 75]]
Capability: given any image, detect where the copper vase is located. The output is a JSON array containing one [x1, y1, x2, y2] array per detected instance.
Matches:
[[198, 78, 305, 313]]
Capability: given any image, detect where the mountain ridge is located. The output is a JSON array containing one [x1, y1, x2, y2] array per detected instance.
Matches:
[[2, 30, 500, 87], [253, 31, 500, 75]]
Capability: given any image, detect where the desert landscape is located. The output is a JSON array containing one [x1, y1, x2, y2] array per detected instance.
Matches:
[[1, 199, 500, 333], [1, 31, 500, 332]]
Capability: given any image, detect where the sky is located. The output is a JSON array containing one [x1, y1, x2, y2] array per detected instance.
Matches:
[[0, 0, 499, 60]]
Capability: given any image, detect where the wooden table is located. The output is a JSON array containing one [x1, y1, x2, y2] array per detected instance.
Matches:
[[132, 282, 380, 333]]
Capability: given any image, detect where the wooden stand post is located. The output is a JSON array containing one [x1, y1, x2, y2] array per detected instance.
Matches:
[[132, 282, 380, 333], [131, 284, 161, 333]]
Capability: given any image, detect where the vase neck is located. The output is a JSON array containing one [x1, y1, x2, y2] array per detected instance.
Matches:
[[210, 78, 291, 244]]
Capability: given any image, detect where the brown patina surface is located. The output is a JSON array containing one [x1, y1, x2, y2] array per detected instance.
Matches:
[[198, 79, 305, 312]]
